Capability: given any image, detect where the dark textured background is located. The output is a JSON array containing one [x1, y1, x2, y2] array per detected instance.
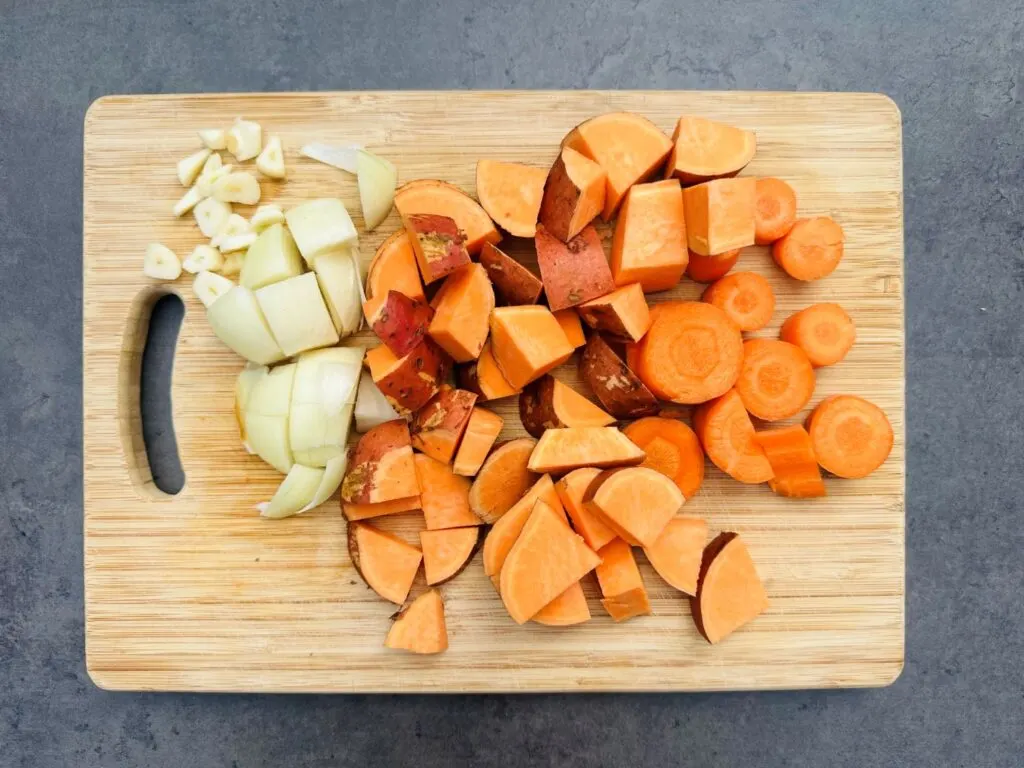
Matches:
[[2, 0, 1023, 765]]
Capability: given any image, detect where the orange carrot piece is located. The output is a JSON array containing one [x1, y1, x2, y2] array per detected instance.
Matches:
[[534, 224, 616, 311], [519, 375, 615, 438], [342, 495, 421, 522], [584, 467, 682, 549], [772, 216, 845, 281], [489, 305, 574, 389], [538, 146, 607, 242], [694, 389, 774, 484], [623, 417, 705, 500], [367, 229, 426, 302], [610, 179, 688, 292], [595, 538, 651, 621], [411, 387, 478, 463], [479, 241, 543, 306], [643, 516, 707, 595], [532, 580, 591, 626], [754, 177, 798, 245], [736, 339, 815, 421], [364, 339, 447, 415], [457, 340, 521, 401], [701, 271, 775, 332], [806, 395, 894, 479], [348, 522, 422, 605], [755, 424, 826, 498], [577, 283, 652, 343], [780, 303, 856, 367], [413, 453, 482, 530], [692, 532, 768, 644], [420, 527, 480, 585], [555, 467, 617, 551], [394, 178, 501, 255], [580, 333, 660, 419], [468, 438, 538, 523], [364, 289, 434, 357], [384, 589, 448, 654], [527, 427, 645, 474], [682, 177, 757, 256], [341, 420, 420, 504], [663, 116, 757, 186], [475, 159, 547, 238], [553, 308, 586, 348], [428, 263, 496, 362], [686, 249, 740, 283], [482, 474, 564, 583], [452, 407, 504, 476]]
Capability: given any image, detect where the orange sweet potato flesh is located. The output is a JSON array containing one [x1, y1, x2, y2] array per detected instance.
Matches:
[[482, 474, 563, 582], [394, 179, 501, 256], [411, 387, 478, 463], [384, 589, 448, 654], [347, 521, 423, 605], [364, 289, 434, 357], [499, 500, 601, 624], [595, 538, 651, 621], [457, 340, 521, 401], [683, 178, 757, 256], [342, 494, 421, 522], [553, 309, 586, 348], [538, 146, 607, 242], [420, 527, 480, 585], [579, 333, 659, 419], [489, 305, 574, 390], [532, 581, 591, 626], [479, 242, 543, 306], [341, 420, 419, 504], [643, 516, 707, 595], [413, 453, 482, 530], [368, 229, 426, 302], [578, 283, 651, 343], [535, 224, 616, 312], [527, 426, 646, 474], [468, 437, 538, 524], [664, 116, 757, 186], [692, 532, 769, 644], [584, 466, 681, 549], [404, 213, 472, 284], [452, 407, 504, 476], [476, 160, 547, 238], [428, 263, 495, 362], [610, 179, 688, 292], [519, 375, 615, 438], [555, 467, 616, 551], [624, 417, 705, 500], [365, 339, 448, 415], [563, 112, 673, 219]]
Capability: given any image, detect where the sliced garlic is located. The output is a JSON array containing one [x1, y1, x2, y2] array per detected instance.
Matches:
[[143, 243, 182, 281], [250, 204, 285, 232], [177, 148, 212, 187], [192, 270, 234, 308], [219, 231, 258, 254], [219, 251, 244, 277], [195, 163, 233, 196], [256, 136, 286, 179], [210, 213, 250, 248], [193, 197, 232, 238], [173, 186, 204, 217], [200, 152, 222, 177], [182, 244, 224, 274], [212, 171, 261, 205], [226, 118, 262, 162], [198, 128, 227, 150]]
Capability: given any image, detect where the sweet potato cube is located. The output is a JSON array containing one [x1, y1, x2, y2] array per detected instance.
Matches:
[[348, 522, 422, 604], [368, 229, 426, 301], [384, 589, 448, 654], [479, 242, 543, 306], [475, 160, 547, 238], [404, 213, 471, 284], [538, 146, 606, 242], [610, 179, 688, 292], [577, 283, 651, 343], [363, 290, 434, 357], [341, 420, 419, 504], [452, 407, 504, 477], [457, 340, 521, 401], [682, 178, 756, 256], [410, 387, 477, 463], [664, 116, 757, 186], [535, 224, 616, 312], [428, 263, 495, 362], [553, 308, 586, 348], [489, 305, 574, 390], [527, 426, 646, 474], [365, 339, 448, 415], [413, 453, 482, 530], [595, 538, 651, 621], [692, 532, 769, 644]]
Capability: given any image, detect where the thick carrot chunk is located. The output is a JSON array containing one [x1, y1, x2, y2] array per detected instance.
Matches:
[[701, 271, 775, 332], [623, 417, 705, 500], [693, 389, 774, 484], [780, 303, 856, 368], [755, 424, 826, 498], [806, 395, 893, 479], [686, 249, 740, 283], [772, 217, 845, 281], [754, 177, 798, 245], [735, 339, 816, 422]]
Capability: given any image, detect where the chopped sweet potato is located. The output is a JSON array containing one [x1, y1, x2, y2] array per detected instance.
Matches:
[[682, 178, 757, 256], [610, 179, 688, 292], [413, 453, 482, 530], [342, 495, 421, 522], [595, 538, 651, 621], [489, 305, 574, 389], [584, 466, 681, 549], [579, 333, 659, 419], [404, 213, 472, 284], [643, 515, 707, 595], [457, 340, 521, 401], [363, 289, 434, 357], [479, 242, 543, 306], [555, 467, 616, 551], [341, 420, 419, 504], [452, 407, 504, 476], [420, 527, 480, 585], [538, 145, 607, 241], [410, 387, 478, 463], [532, 581, 591, 626], [519, 375, 615, 438], [428, 263, 495, 362], [553, 308, 586, 348], [347, 521, 422, 604], [468, 437, 538, 524], [394, 178, 500, 255], [692, 532, 769, 644], [577, 283, 651, 343], [367, 229, 426, 302], [663, 116, 757, 186], [481, 474, 563, 582], [384, 589, 448, 654], [365, 339, 448, 415], [476, 159, 547, 237], [527, 426, 645, 474], [534, 224, 616, 311]]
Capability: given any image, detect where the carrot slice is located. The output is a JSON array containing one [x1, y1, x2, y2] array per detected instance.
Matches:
[[580, 333, 660, 419], [806, 395, 893, 479], [384, 589, 448, 654], [578, 283, 652, 343], [772, 217, 845, 281], [428, 263, 495, 362], [682, 177, 756, 256], [610, 179, 688, 292], [701, 271, 775, 332], [779, 303, 856, 367], [555, 467, 617, 551], [341, 420, 419, 504], [632, 301, 743, 404], [538, 146, 607, 241], [342, 495, 421, 522], [364, 339, 447, 415], [367, 229, 426, 301], [553, 309, 586, 348], [468, 437, 538, 523], [413, 453, 482, 530], [499, 500, 601, 624], [394, 178, 501, 255], [482, 474, 564, 583], [535, 224, 616, 311], [519, 375, 615, 438], [452, 407, 504, 476], [489, 305, 574, 389], [420, 527, 480, 585], [563, 112, 673, 219], [643, 516, 707, 595], [595, 538, 651, 621], [663, 116, 757, 186], [364, 289, 434, 357], [532, 581, 591, 626], [475, 159, 547, 237], [411, 387, 478, 463], [347, 522, 422, 605], [755, 424, 826, 498], [692, 532, 768, 644], [693, 389, 773, 483], [686, 249, 740, 283], [457, 340, 521, 401], [623, 417, 705, 500], [754, 177, 798, 245], [479, 242, 543, 306], [736, 339, 815, 421], [527, 427, 645, 474], [584, 467, 682, 549]]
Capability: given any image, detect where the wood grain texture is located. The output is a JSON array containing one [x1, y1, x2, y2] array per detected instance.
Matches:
[[83, 91, 904, 693]]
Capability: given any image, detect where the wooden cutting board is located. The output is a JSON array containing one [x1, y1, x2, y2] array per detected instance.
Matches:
[[83, 91, 905, 693]]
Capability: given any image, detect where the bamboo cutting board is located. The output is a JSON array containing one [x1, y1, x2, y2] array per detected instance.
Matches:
[[83, 91, 905, 692]]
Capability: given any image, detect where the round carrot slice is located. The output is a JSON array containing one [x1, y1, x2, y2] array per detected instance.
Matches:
[[772, 217, 845, 281], [693, 390, 773, 484], [735, 339, 815, 421], [780, 303, 856, 367], [701, 271, 776, 332], [754, 177, 798, 245], [806, 395, 893, 479], [686, 249, 740, 283], [624, 417, 705, 500]]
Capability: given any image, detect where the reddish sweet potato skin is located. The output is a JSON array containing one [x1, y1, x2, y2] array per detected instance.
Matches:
[[374, 339, 450, 415], [479, 242, 544, 305], [580, 333, 659, 419], [406, 213, 471, 283], [341, 420, 413, 504], [518, 375, 563, 438], [411, 387, 478, 462], [538, 151, 584, 242], [535, 224, 616, 311], [369, 290, 435, 357]]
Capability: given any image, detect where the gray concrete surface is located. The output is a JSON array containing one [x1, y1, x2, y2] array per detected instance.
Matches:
[[2, 0, 1023, 765]]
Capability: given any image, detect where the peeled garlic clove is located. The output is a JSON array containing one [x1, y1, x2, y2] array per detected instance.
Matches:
[[210, 213, 250, 248], [212, 172, 261, 205], [173, 186, 204, 217], [177, 148, 212, 187], [226, 118, 262, 162], [219, 231, 258, 254], [200, 152, 223, 177], [143, 243, 182, 281], [250, 204, 285, 232], [193, 197, 232, 238], [256, 136, 286, 179], [198, 128, 227, 150], [192, 270, 234, 308], [196, 163, 233, 196], [183, 244, 224, 274]]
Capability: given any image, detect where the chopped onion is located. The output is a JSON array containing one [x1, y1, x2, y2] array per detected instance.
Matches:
[[299, 453, 348, 513], [300, 142, 363, 174], [244, 363, 296, 474], [234, 363, 268, 446], [354, 370, 399, 433], [258, 463, 325, 519], [313, 246, 363, 337], [206, 285, 286, 364], [288, 346, 363, 467], [356, 150, 398, 231]]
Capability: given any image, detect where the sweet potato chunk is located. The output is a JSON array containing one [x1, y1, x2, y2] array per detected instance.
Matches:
[[664, 116, 757, 186], [413, 453, 482, 530], [482, 474, 563, 582], [384, 589, 448, 654], [479, 242, 543, 306], [342, 495, 421, 522], [553, 308, 586, 348], [584, 466, 681, 549], [527, 426, 645, 474], [532, 581, 591, 626], [610, 179, 688, 292], [420, 527, 480, 585], [538, 146, 606, 241], [555, 467, 617, 551], [579, 333, 659, 419], [363, 289, 433, 357], [643, 515, 707, 595], [519, 375, 615, 438], [476, 159, 547, 237], [365, 339, 448, 415], [534, 224, 615, 312], [457, 340, 521, 401], [410, 387, 477, 463], [348, 521, 422, 604], [577, 283, 651, 343], [468, 437, 538, 524], [595, 538, 651, 621], [428, 263, 495, 362], [692, 532, 769, 644], [341, 420, 419, 504], [682, 178, 756, 256], [394, 178, 500, 255], [489, 305, 574, 389], [452, 407, 504, 476], [404, 213, 471, 284], [367, 229, 425, 301]]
